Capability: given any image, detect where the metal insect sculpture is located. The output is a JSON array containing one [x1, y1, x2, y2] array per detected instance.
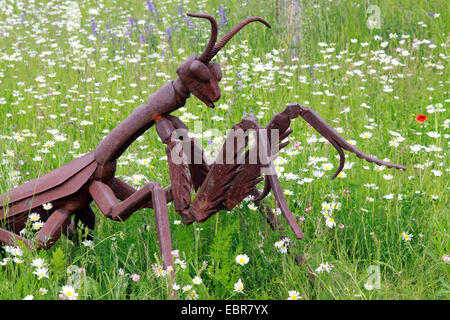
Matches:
[[0, 13, 405, 280]]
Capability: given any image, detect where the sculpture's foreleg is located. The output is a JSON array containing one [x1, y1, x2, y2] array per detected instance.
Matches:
[[156, 117, 194, 224], [187, 118, 265, 222], [155, 116, 211, 225], [166, 115, 210, 191], [287, 103, 406, 177], [254, 103, 302, 203]]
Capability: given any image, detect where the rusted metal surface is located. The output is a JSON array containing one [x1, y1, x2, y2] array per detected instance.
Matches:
[[151, 184, 174, 273], [0, 152, 95, 213], [157, 117, 195, 224], [0, 161, 97, 219], [207, 17, 272, 61], [0, 227, 33, 249], [0, 13, 406, 285], [37, 209, 72, 249], [168, 115, 210, 191]]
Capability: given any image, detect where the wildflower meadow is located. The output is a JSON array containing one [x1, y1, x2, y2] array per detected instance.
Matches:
[[0, 0, 449, 301]]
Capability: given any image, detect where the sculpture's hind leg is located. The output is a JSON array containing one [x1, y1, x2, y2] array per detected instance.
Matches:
[[89, 180, 161, 222], [155, 116, 211, 225], [0, 227, 34, 248], [0, 207, 73, 250], [36, 208, 73, 249]]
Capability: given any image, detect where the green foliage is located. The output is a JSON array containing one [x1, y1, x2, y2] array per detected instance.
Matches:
[[50, 247, 67, 281], [206, 218, 241, 296]]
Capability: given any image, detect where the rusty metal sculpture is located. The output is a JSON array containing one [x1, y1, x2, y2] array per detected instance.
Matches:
[[0, 13, 405, 280]]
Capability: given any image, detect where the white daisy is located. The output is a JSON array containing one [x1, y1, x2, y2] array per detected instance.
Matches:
[[234, 278, 244, 293], [60, 285, 78, 300], [43, 203, 53, 210], [326, 217, 336, 228], [315, 262, 332, 273], [401, 232, 413, 242], [364, 283, 374, 290], [287, 290, 301, 300], [192, 276, 203, 285], [33, 267, 49, 280], [28, 213, 41, 222], [235, 254, 250, 266]]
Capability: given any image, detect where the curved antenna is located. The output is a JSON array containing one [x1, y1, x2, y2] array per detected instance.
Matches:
[[186, 13, 218, 62], [207, 17, 271, 62]]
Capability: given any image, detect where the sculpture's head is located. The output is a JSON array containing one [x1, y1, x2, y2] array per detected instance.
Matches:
[[176, 13, 271, 108]]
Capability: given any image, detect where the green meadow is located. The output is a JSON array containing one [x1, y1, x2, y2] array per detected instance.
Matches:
[[0, 0, 448, 300]]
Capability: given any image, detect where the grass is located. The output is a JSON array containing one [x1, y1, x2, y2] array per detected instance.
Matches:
[[0, 0, 448, 300]]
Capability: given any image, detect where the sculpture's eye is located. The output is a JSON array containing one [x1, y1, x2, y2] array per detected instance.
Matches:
[[189, 60, 210, 82], [209, 62, 222, 81]]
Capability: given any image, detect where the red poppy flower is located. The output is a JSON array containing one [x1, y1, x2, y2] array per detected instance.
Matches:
[[415, 114, 427, 123]]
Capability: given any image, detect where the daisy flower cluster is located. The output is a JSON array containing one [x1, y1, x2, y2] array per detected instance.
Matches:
[[31, 258, 49, 280], [1, 245, 24, 265], [320, 200, 342, 229], [18, 203, 53, 240], [274, 237, 290, 253], [172, 275, 204, 300], [151, 249, 203, 299], [1, 245, 78, 299], [24, 212, 45, 234]]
